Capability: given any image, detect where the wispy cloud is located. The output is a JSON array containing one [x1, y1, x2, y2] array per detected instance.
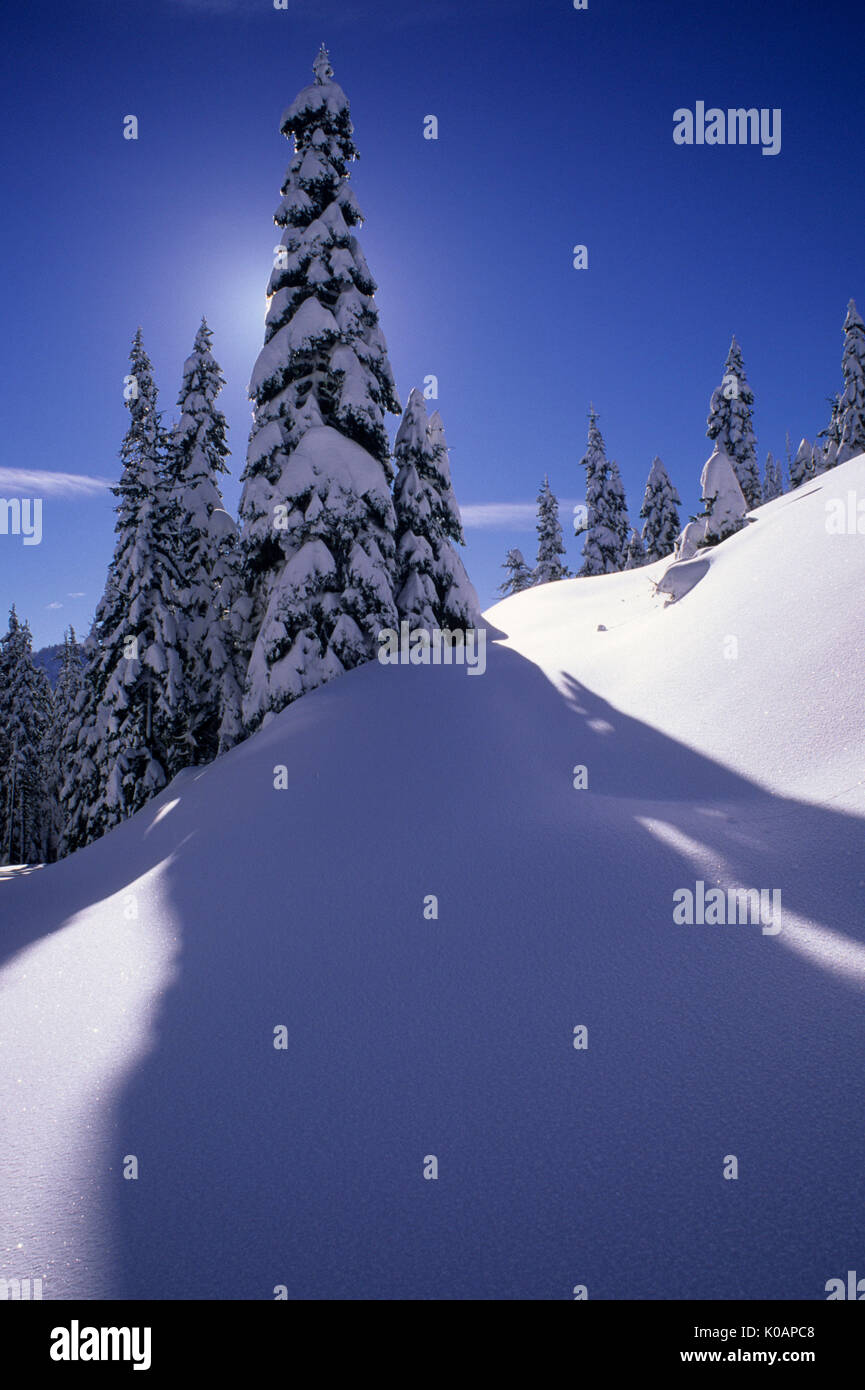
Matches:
[[46, 602, 63, 610], [67, 591, 86, 598], [461, 502, 537, 531], [0, 468, 110, 498], [461, 498, 583, 532]]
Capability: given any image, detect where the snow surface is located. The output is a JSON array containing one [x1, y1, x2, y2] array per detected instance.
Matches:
[[3, 455, 865, 1300]]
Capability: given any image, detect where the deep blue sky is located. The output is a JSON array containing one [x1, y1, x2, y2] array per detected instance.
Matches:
[[1, 0, 863, 648]]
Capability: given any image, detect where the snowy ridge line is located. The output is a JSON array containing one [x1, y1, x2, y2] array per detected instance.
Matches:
[[723, 775, 865, 822]]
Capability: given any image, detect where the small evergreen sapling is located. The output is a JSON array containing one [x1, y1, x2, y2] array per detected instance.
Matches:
[[623, 528, 646, 570], [639, 456, 681, 561], [499, 548, 534, 596]]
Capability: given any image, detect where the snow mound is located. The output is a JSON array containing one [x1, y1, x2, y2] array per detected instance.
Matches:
[[655, 554, 709, 601], [489, 451, 865, 805], [2, 454, 865, 1301]]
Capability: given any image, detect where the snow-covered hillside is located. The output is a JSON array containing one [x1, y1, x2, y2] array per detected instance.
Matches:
[[2, 455, 865, 1301]]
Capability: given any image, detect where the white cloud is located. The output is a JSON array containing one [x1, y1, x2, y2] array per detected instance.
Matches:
[[67, 592, 86, 598], [461, 499, 582, 531], [461, 502, 537, 531], [0, 468, 110, 498], [46, 602, 63, 610]]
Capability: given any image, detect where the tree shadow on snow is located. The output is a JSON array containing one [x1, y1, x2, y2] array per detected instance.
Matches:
[[3, 640, 865, 1301]]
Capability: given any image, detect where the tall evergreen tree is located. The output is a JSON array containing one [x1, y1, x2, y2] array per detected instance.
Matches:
[[168, 318, 247, 760], [54, 627, 84, 712], [57, 641, 97, 857], [239, 46, 402, 727], [762, 450, 783, 501], [606, 459, 632, 569], [578, 408, 623, 576], [427, 411, 481, 626], [785, 431, 794, 483], [0, 606, 22, 806], [392, 392, 480, 628], [706, 336, 761, 508], [623, 528, 646, 570], [0, 609, 53, 865], [45, 627, 84, 858], [788, 437, 813, 490], [836, 299, 865, 464], [61, 331, 183, 852], [533, 475, 569, 584], [639, 456, 681, 561], [498, 548, 534, 596], [817, 393, 842, 472]]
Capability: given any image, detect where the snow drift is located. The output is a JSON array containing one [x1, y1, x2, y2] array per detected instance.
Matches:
[[3, 455, 865, 1300]]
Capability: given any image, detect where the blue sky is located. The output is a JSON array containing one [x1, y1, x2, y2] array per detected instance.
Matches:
[[1, 0, 863, 648]]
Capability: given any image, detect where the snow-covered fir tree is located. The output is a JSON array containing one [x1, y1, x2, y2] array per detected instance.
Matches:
[[426, 410, 481, 628], [239, 45, 402, 727], [606, 459, 632, 569], [578, 408, 624, 576], [706, 336, 762, 508], [57, 652, 95, 857], [836, 299, 865, 464], [623, 528, 646, 569], [816, 392, 842, 472], [60, 331, 184, 853], [533, 475, 569, 584], [700, 442, 748, 544], [167, 318, 247, 760], [788, 437, 813, 490], [0, 609, 54, 865], [392, 391, 481, 628], [45, 628, 84, 858], [639, 456, 681, 561], [762, 450, 783, 501], [54, 627, 84, 712], [498, 548, 534, 596]]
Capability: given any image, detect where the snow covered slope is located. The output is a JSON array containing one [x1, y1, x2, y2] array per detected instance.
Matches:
[[3, 455, 865, 1301], [490, 459, 865, 809]]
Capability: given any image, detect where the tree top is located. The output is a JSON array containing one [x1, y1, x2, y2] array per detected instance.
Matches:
[[313, 44, 333, 84]]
